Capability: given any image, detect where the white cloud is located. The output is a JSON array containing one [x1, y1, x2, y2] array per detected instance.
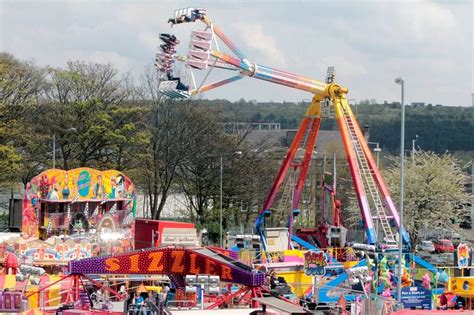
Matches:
[[403, 0, 457, 42], [1, 0, 471, 106], [79, 51, 130, 72], [112, 3, 165, 28], [235, 23, 287, 68], [137, 31, 158, 50]]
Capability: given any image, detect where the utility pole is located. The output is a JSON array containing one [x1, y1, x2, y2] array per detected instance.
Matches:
[[368, 142, 381, 167], [374, 144, 381, 167], [471, 163, 474, 231], [220, 155, 223, 248], [411, 135, 419, 159], [395, 77, 405, 302]]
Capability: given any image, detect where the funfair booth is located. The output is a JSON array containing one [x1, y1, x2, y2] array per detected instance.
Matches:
[[19, 168, 137, 266]]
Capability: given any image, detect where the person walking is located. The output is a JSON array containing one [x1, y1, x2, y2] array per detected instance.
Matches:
[[162, 284, 170, 306]]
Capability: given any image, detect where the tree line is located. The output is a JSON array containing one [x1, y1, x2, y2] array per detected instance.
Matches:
[[196, 98, 474, 155], [0, 53, 278, 241]]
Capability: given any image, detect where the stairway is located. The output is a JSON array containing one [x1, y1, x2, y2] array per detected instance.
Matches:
[[341, 105, 397, 246], [79, 291, 91, 308]]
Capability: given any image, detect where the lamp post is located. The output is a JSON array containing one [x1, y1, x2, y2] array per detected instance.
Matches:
[[53, 128, 77, 169], [470, 162, 474, 232], [411, 135, 418, 152], [411, 135, 419, 160], [220, 155, 223, 248], [394, 77, 405, 302], [367, 142, 381, 167]]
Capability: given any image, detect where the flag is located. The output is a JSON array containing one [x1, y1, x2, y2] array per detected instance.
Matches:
[[91, 204, 99, 217], [64, 204, 71, 226], [101, 195, 109, 205], [122, 211, 134, 226], [46, 219, 53, 235], [84, 203, 89, 219], [109, 203, 117, 215]]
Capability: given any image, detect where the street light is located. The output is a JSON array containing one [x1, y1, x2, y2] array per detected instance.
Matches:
[[394, 76, 405, 302], [470, 162, 473, 231], [53, 128, 77, 169], [412, 134, 419, 153], [367, 142, 381, 167], [220, 151, 242, 248]]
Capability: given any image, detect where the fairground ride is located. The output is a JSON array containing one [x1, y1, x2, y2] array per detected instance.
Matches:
[[156, 7, 411, 254]]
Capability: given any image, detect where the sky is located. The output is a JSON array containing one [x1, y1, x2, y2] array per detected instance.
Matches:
[[1, 0, 473, 106]]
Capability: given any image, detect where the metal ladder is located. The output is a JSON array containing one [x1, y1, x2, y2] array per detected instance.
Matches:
[[275, 172, 295, 226], [274, 122, 312, 226], [341, 105, 397, 245]]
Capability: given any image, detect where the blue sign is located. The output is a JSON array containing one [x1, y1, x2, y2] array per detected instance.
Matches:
[[401, 286, 432, 310], [77, 170, 91, 197]]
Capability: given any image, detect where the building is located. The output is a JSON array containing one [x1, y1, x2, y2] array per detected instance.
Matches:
[[243, 128, 343, 151]]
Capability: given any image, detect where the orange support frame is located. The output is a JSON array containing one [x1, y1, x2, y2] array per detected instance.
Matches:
[[255, 96, 322, 250]]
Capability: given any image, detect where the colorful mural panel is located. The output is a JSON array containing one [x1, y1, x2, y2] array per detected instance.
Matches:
[[22, 168, 136, 239]]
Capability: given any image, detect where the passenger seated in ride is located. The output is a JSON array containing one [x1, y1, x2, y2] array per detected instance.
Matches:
[[166, 73, 189, 91], [160, 34, 179, 45], [168, 9, 201, 25], [132, 290, 146, 315]]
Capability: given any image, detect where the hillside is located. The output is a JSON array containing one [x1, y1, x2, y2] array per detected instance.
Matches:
[[196, 99, 474, 155]]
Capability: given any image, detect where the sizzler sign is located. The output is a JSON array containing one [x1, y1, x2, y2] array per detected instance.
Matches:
[[102, 250, 232, 280], [68, 247, 262, 284]]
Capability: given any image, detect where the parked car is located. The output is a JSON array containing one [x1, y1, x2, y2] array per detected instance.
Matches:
[[434, 239, 454, 253], [416, 240, 436, 253], [431, 252, 455, 266]]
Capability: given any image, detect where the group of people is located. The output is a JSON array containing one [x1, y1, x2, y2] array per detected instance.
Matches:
[[167, 8, 204, 25], [155, 33, 189, 92], [130, 284, 170, 315]]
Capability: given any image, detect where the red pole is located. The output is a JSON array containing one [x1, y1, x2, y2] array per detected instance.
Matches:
[[74, 275, 80, 301], [81, 274, 127, 300], [289, 117, 321, 248], [259, 117, 310, 215], [206, 286, 248, 309]]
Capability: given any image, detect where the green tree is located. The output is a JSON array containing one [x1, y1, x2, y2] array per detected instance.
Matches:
[[39, 61, 143, 170], [0, 53, 47, 186], [132, 67, 216, 221], [384, 150, 470, 244]]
